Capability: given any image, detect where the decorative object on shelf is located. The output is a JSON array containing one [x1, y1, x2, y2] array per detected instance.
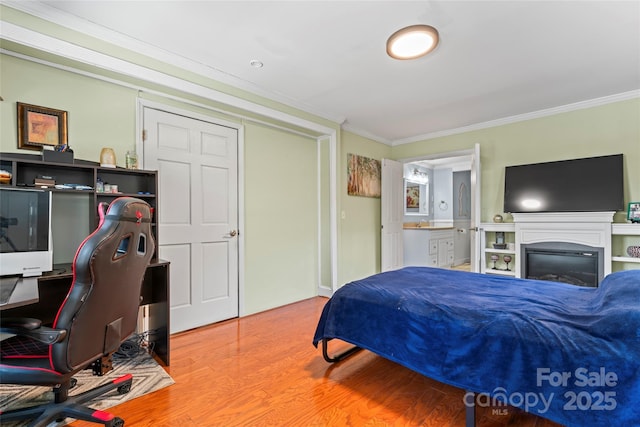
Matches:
[[503, 255, 512, 271], [493, 214, 504, 223], [42, 143, 74, 164], [493, 231, 507, 248], [0, 170, 12, 184], [17, 102, 68, 150], [126, 150, 138, 169], [490, 254, 499, 269], [347, 153, 381, 198], [34, 174, 56, 188], [100, 147, 117, 168], [627, 246, 640, 258], [628, 202, 640, 224]]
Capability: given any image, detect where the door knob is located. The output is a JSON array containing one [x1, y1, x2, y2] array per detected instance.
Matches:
[[229, 230, 237, 237]]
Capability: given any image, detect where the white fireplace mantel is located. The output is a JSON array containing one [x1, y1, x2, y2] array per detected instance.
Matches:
[[511, 212, 616, 224], [512, 211, 615, 276]]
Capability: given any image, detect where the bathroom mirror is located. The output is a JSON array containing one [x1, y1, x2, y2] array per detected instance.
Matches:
[[404, 179, 429, 215]]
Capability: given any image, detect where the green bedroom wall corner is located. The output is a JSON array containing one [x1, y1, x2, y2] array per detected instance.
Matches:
[[338, 130, 392, 286]]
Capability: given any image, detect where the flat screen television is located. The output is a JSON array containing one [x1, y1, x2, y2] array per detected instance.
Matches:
[[0, 187, 53, 277], [503, 154, 624, 213]]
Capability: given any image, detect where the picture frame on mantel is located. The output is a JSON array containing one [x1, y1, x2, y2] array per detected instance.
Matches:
[[17, 102, 68, 150], [628, 202, 640, 224]]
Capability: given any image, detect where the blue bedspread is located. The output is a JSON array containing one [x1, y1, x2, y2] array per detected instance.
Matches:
[[313, 267, 640, 427]]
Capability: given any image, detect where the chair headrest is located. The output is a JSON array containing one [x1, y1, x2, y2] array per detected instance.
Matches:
[[103, 197, 152, 225]]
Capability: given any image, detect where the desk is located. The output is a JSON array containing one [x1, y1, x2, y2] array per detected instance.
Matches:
[[0, 276, 39, 310], [0, 260, 170, 365]]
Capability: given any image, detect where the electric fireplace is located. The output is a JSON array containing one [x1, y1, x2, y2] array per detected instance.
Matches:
[[522, 242, 604, 287]]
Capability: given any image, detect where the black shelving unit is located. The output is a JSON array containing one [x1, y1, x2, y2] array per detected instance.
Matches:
[[0, 152, 159, 260]]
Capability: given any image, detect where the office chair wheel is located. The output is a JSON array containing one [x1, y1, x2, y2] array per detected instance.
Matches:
[[110, 417, 125, 427], [117, 383, 131, 394], [70, 377, 78, 388]]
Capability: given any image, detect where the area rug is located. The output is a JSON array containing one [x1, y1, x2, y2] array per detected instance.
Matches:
[[0, 350, 174, 426]]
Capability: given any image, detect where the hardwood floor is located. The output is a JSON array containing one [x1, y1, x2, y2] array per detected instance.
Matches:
[[70, 297, 563, 426]]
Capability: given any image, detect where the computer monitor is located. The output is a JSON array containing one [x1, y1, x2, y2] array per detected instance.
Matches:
[[0, 187, 53, 277]]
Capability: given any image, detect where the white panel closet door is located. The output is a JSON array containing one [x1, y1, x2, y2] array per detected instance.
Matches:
[[144, 107, 238, 333]]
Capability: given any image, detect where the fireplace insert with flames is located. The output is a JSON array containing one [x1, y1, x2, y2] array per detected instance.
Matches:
[[525, 247, 602, 287]]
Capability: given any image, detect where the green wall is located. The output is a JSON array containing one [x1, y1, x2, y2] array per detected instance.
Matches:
[[243, 123, 318, 313], [339, 131, 391, 284], [391, 99, 640, 224], [1, 54, 138, 164]]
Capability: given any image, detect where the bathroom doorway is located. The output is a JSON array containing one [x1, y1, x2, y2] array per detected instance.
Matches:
[[381, 144, 480, 272]]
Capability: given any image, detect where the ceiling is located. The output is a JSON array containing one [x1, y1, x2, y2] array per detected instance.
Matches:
[[9, 1, 640, 144]]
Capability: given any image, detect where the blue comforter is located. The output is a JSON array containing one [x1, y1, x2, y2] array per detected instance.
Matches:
[[313, 267, 640, 427]]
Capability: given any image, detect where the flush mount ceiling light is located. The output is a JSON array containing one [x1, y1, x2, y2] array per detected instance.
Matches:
[[386, 24, 440, 60], [249, 59, 264, 68]]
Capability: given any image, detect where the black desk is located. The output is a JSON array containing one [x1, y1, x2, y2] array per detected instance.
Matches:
[[0, 260, 170, 365], [0, 276, 39, 310]]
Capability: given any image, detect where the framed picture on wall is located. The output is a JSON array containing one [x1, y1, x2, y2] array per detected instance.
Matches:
[[405, 183, 420, 209], [346, 153, 381, 198], [17, 102, 68, 150]]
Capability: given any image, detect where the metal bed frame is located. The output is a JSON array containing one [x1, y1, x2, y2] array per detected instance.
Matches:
[[321, 337, 477, 427]]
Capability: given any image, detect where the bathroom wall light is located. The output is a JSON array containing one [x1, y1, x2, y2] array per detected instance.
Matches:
[[410, 168, 429, 184], [386, 24, 440, 60]]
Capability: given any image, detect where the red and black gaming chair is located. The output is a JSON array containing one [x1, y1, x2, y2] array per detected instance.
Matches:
[[0, 197, 154, 427]]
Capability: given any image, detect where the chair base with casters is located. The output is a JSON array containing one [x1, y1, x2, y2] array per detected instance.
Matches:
[[0, 373, 132, 427]]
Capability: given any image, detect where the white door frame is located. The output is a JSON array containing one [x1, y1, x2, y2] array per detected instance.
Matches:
[[136, 99, 246, 314], [136, 99, 339, 306], [381, 159, 405, 271], [393, 144, 481, 271]]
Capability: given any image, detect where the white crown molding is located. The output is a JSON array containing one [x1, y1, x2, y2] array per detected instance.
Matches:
[[340, 122, 391, 145], [392, 90, 640, 146], [1, 0, 346, 126], [347, 88, 639, 147], [0, 20, 341, 139]]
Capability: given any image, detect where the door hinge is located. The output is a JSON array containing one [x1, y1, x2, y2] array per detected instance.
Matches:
[[142, 129, 147, 141]]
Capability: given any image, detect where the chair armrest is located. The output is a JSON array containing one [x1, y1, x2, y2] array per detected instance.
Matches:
[[0, 317, 42, 330], [0, 317, 67, 345]]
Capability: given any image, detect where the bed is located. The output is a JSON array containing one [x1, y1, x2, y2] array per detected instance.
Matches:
[[313, 267, 640, 427]]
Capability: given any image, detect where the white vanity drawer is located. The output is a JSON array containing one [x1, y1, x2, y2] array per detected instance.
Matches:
[[429, 240, 438, 255]]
